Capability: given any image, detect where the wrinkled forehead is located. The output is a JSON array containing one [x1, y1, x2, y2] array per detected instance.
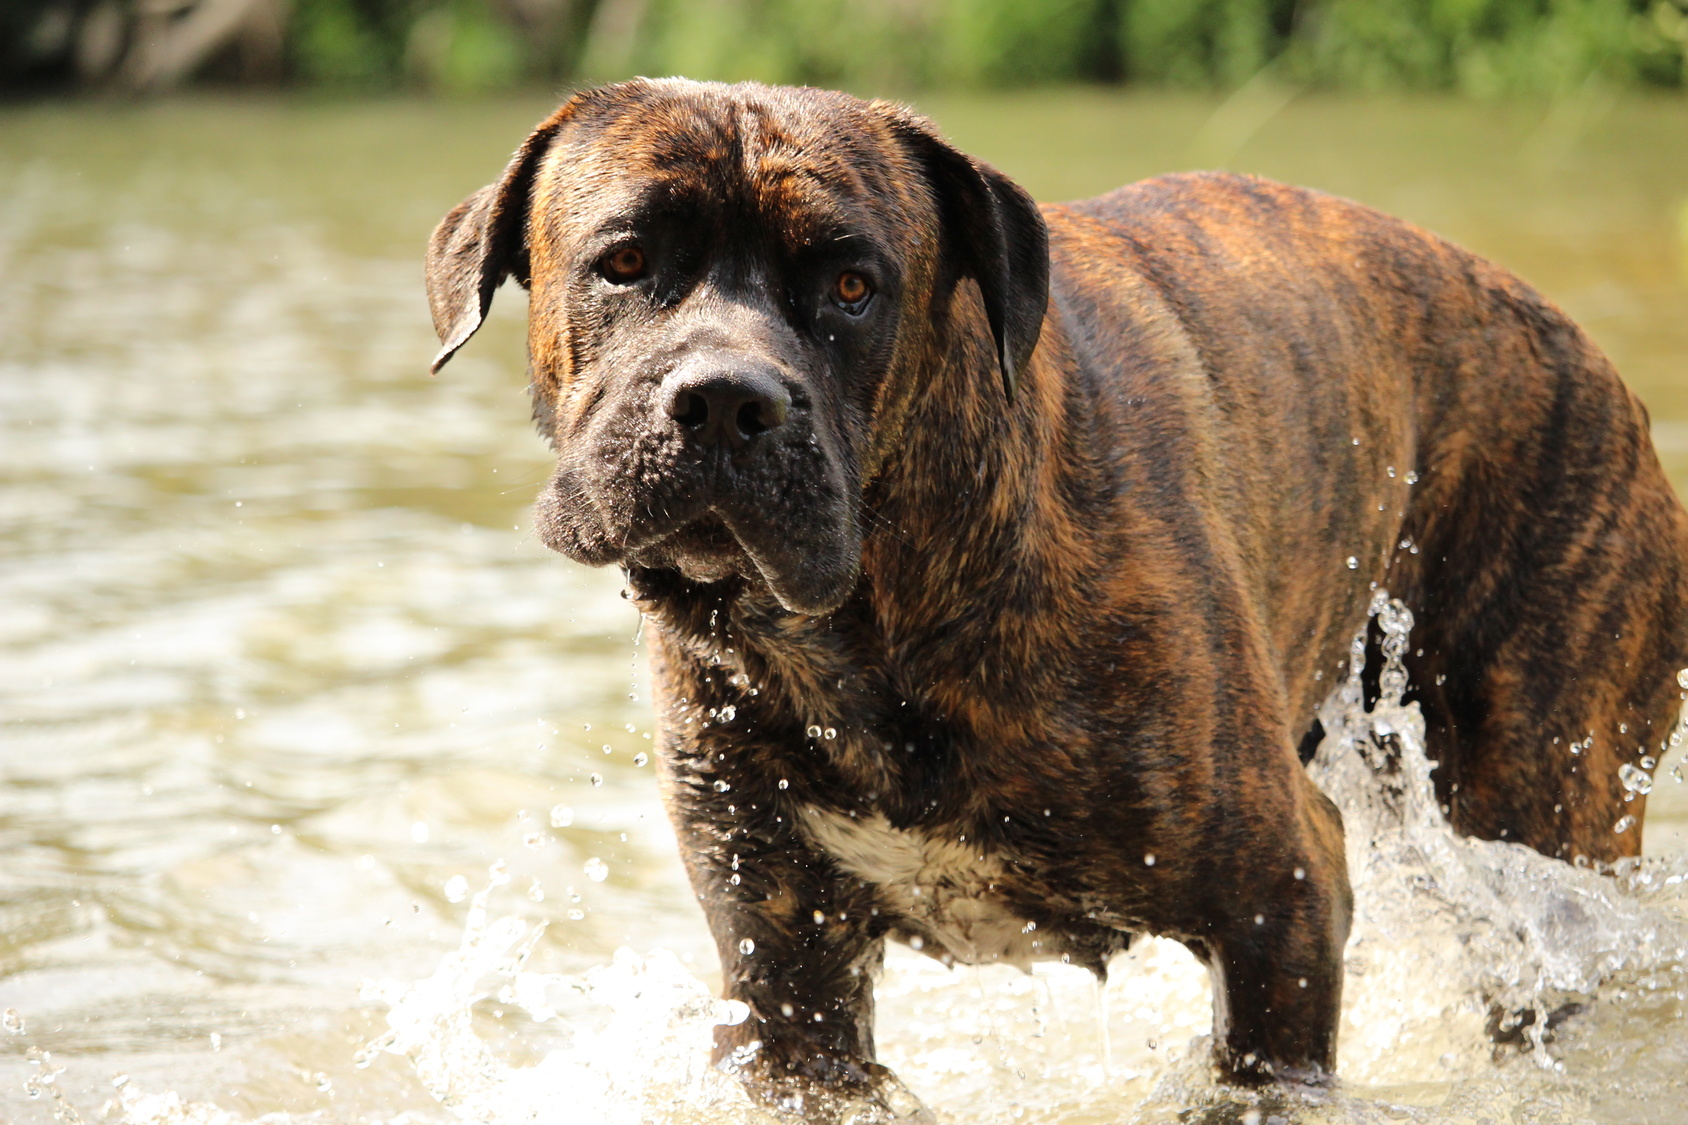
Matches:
[[532, 82, 930, 248]]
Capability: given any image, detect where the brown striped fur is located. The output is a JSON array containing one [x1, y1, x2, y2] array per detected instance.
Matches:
[[425, 79, 1688, 1116]]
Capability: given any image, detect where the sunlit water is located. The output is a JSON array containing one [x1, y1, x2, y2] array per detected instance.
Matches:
[[3, 90, 1688, 1124]]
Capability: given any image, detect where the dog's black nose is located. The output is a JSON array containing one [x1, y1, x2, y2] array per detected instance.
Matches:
[[663, 365, 791, 450]]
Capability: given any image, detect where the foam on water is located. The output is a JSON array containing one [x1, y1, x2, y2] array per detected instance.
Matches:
[[87, 593, 1688, 1124]]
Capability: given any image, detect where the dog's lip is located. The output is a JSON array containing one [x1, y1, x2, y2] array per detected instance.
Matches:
[[621, 506, 737, 558]]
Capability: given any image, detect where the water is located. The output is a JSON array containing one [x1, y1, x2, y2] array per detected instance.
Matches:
[[3, 89, 1688, 1123]]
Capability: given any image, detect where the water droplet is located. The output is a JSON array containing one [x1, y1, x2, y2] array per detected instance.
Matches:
[[909, 935, 924, 950], [523, 831, 545, 850], [806, 725, 822, 738], [777, 778, 789, 790], [780, 1003, 795, 1017], [1298, 977, 1308, 988], [1678, 668, 1688, 690], [714, 779, 731, 792], [488, 860, 510, 886], [584, 856, 609, 882], [1346, 556, 1359, 570], [739, 938, 756, 955], [729, 872, 741, 885], [824, 728, 837, 740], [590, 773, 603, 787], [1021, 920, 1037, 933], [1405, 470, 1419, 484], [2, 1010, 21, 1035], [567, 908, 585, 920], [633, 752, 649, 767], [443, 875, 468, 903], [550, 804, 574, 827], [1620, 762, 1654, 796], [315, 1073, 333, 1093], [812, 909, 826, 924], [720, 705, 737, 721], [527, 878, 545, 902], [1293, 866, 1306, 880], [1614, 814, 1637, 834], [209, 1031, 222, 1051]]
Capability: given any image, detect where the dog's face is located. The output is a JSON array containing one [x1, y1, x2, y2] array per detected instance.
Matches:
[[426, 80, 1047, 614]]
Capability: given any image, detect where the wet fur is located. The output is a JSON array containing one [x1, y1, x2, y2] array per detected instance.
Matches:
[[426, 79, 1688, 1111]]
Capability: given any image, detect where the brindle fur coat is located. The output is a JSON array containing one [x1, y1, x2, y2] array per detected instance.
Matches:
[[425, 79, 1688, 1117]]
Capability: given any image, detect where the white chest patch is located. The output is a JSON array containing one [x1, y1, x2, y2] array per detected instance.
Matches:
[[797, 806, 1044, 969]]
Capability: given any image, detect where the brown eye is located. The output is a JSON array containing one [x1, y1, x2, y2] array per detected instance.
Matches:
[[602, 245, 646, 282], [834, 271, 872, 310]]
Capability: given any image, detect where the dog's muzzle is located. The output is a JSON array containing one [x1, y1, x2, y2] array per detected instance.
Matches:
[[661, 356, 792, 454]]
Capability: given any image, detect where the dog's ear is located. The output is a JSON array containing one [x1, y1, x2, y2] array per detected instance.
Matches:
[[883, 111, 1049, 401], [426, 96, 584, 374]]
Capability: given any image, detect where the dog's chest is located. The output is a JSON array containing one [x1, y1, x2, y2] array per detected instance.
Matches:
[[796, 805, 1046, 968]]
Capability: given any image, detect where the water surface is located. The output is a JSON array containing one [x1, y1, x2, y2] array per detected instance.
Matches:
[[2, 89, 1688, 1123]]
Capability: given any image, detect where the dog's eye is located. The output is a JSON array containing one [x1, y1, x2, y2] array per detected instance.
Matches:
[[601, 245, 646, 283], [833, 271, 873, 313]]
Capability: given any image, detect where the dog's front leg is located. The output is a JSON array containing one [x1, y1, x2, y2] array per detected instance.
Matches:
[[1200, 777, 1352, 1087], [664, 776, 924, 1120]]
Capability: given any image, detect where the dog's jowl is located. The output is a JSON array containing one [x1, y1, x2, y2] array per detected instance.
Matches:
[[425, 79, 1688, 1114]]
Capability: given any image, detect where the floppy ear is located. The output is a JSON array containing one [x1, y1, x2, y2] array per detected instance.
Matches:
[[425, 96, 584, 374], [884, 112, 1049, 401]]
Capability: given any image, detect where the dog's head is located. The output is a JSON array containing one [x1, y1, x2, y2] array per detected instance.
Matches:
[[426, 79, 1047, 615]]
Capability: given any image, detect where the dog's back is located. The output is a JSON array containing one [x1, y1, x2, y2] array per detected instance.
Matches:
[[1049, 171, 1688, 860]]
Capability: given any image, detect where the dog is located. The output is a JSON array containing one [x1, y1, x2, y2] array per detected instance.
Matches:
[[425, 79, 1688, 1117]]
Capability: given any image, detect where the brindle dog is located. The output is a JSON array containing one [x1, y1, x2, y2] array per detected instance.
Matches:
[[425, 79, 1688, 1115]]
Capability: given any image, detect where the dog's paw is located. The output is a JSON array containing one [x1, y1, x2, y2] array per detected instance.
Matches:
[[746, 1067, 933, 1124]]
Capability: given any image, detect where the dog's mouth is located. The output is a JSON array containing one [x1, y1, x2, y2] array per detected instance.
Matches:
[[635, 506, 863, 615], [627, 513, 747, 585], [535, 464, 863, 616]]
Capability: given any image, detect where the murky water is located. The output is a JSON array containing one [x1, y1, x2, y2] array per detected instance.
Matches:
[[3, 89, 1688, 1124]]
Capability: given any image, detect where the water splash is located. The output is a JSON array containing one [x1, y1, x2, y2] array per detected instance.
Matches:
[[95, 592, 1688, 1125], [349, 883, 765, 1125], [1308, 591, 1688, 1084]]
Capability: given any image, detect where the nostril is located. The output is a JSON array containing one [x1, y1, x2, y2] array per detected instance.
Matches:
[[737, 401, 767, 437], [671, 390, 709, 428], [663, 370, 790, 447], [735, 393, 790, 440]]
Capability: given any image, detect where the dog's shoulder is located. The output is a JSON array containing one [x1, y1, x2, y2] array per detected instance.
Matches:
[[1052, 171, 1408, 255]]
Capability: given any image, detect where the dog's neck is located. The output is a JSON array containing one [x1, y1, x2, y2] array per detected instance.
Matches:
[[633, 297, 1112, 820]]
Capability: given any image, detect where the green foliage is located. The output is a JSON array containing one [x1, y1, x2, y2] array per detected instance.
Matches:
[[936, 0, 1119, 85], [580, 0, 1688, 94], [1285, 0, 1678, 94], [291, 0, 410, 87], [583, 0, 1113, 90], [407, 1, 526, 93], [14, 0, 1682, 94], [1120, 0, 1294, 88]]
